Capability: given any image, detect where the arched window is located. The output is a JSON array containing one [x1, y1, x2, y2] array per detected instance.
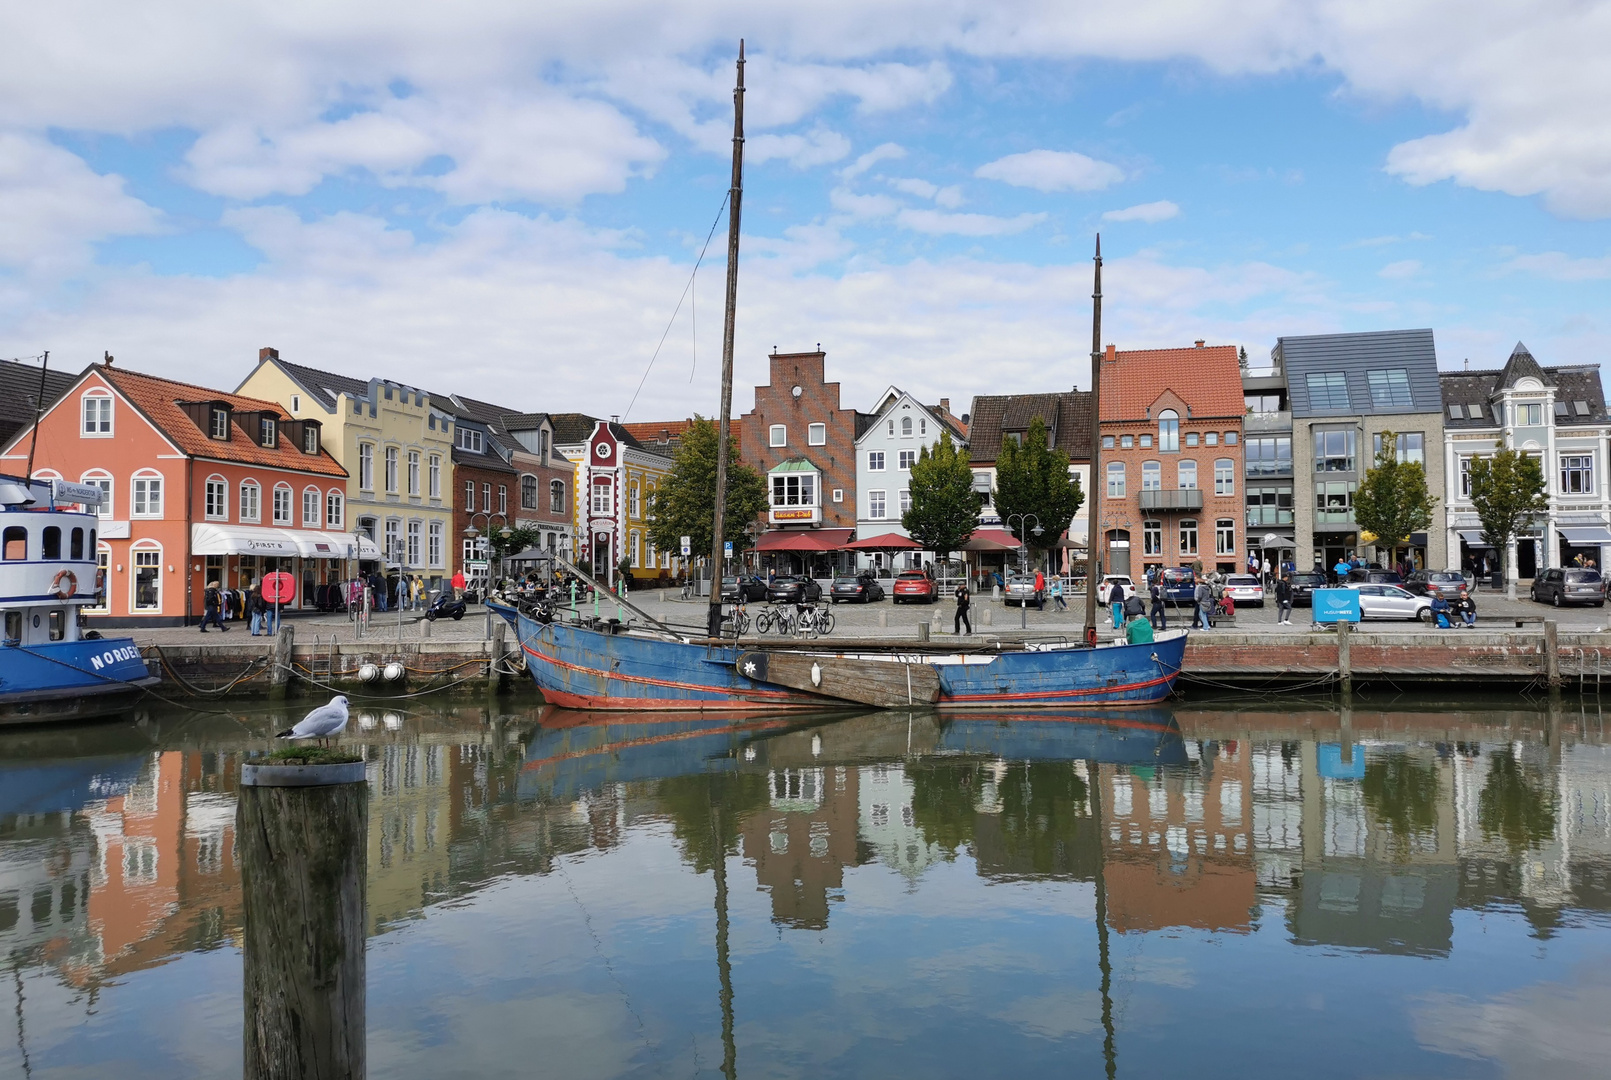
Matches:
[[302, 486, 321, 527], [239, 480, 261, 523], [1214, 458, 1235, 496], [1141, 461, 1161, 491], [521, 474, 538, 510], [80, 469, 113, 518], [81, 390, 113, 437], [1106, 461, 1125, 497], [1177, 460, 1198, 490], [550, 479, 566, 513], [131, 469, 164, 517], [272, 483, 293, 524], [1158, 409, 1180, 453], [204, 474, 229, 520], [131, 540, 163, 612], [86, 542, 111, 613], [901, 416, 913, 436], [326, 490, 344, 529]]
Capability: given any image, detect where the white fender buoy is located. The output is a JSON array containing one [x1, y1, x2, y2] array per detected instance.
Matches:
[[382, 661, 404, 682], [358, 662, 379, 683]]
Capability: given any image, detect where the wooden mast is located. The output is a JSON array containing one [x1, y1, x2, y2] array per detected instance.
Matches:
[[707, 41, 746, 639], [1083, 237, 1103, 645]]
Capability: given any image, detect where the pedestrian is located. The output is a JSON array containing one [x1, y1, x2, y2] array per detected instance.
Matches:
[[1149, 575, 1168, 630], [199, 580, 228, 632], [247, 584, 267, 635], [1274, 573, 1294, 625], [451, 567, 467, 601], [1125, 609, 1155, 644], [370, 570, 387, 612], [1035, 569, 1046, 611], [1108, 578, 1124, 629], [1333, 556, 1350, 585], [954, 580, 972, 635], [1194, 578, 1213, 630]]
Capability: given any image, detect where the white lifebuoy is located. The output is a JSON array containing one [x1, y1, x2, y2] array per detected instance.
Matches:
[[51, 569, 78, 599]]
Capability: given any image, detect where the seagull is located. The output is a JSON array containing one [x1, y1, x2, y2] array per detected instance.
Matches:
[[276, 695, 350, 747]]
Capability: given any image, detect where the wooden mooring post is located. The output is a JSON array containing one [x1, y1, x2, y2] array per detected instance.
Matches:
[[239, 761, 368, 1080], [1544, 619, 1561, 687], [269, 624, 295, 700], [1336, 619, 1351, 697]]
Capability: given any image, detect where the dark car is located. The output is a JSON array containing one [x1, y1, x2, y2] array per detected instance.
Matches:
[[1530, 567, 1606, 607], [721, 575, 769, 602], [1287, 571, 1328, 607], [1344, 568, 1403, 585], [766, 576, 822, 604], [892, 570, 939, 604], [1160, 567, 1196, 605], [1404, 569, 1470, 601], [830, 574, 885, 603]]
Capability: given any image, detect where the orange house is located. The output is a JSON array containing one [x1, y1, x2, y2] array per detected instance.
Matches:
[[0, 358, 364, 624]]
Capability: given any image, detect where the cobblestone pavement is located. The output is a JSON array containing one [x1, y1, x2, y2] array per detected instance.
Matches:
[[123, 582, 1611, 648]]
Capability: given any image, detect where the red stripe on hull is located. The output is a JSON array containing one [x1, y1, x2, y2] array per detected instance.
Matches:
[[523, 642, 812, 703], [939, 671, 1175, 705]]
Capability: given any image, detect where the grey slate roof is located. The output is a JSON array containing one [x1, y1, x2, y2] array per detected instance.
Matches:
[[1277, 329, 1442, 418], [273, 358, 372, 411], [548, 412, 603, 445], [1440, 358, 1606, 429], [967, 390, 1092, 463], [0, 359, 79, 450]]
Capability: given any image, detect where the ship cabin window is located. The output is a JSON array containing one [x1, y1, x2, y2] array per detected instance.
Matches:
[[3, 610, 20, 644], [48, 610, 65, 642], [71, 527, 85, 559], [2, 526, 25, 560], [42, 526, 61, 560]]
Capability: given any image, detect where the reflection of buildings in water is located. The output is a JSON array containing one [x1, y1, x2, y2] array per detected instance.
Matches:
[[858, 764, 947, 885], [1100, 743, 1257, 934], [740, 766, 862, 929], [0, 809, 98, 974]]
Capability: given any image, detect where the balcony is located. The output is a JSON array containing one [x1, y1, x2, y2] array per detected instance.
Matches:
[[1244, 410, 1292, 434], [1139, 489, 1204, 512]]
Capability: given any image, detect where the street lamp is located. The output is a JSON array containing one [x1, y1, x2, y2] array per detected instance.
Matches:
[[465, 512, 510, 636], [1005, 513, 1044, 629]]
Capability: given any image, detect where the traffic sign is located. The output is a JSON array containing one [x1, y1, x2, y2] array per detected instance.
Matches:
[[724, 541, 734, 557], [261, 571, 296, 605], [680, 535, 692, 557]]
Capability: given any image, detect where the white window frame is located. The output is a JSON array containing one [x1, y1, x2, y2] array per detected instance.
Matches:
[[1214, 458, 1235, 497], [211, 407, 231, 440], [900, 417, 913, 437], [1178, 460, 1198, 490], [384, 519, 401, 563], [204, 476, 228, 521], [428, 454, 441, 498], [1143, 520, 1162, 556], [428, 520, 444, 568], [406, 520, 422, 566], [591, 480, 611, 515], [384, 447, 399, 493], [808, 423, 827, 446], [1158, 410, 1179, 453], [868, 451, 885, 471], [899, 490, 911, 515], [898, 450, 917, 470], [1107, 461, 1125, 498], [81, 471, 113, 519], [81, 392, 113, 437], [271, 484, 293, 524], [358, 443, 374, 491], [1141, 461, 1161, 491], [302, 425, 319, 455], [407, 450, 420, 495], [1561, 453, 1595, 495], [769, 424, 787, 448], [1179, 519, 1199, 556], [630, 480, 640, 517], [326, 490, 344, 528], [131, 542, 163, 612], [1216, 518, 1235, 555], [456, 427, 484, 453], [302, 487, 321, 527], [86, 543, 111, 613], [868, 489, 887, 519], [131, 470, 164, 518], [240, 480, 261, 523]]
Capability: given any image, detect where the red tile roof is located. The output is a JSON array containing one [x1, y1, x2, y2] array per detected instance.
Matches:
[[1099, 344, 1243, 421], [104, 366, 348, 477], [622, 418, 747, 454]]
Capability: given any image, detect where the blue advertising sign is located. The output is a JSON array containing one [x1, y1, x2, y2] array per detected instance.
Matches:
[[1317, 743, 1367, 780], [1313, 588, 1361, 624]]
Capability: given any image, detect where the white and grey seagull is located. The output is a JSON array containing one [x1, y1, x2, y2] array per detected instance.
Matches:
[[276, 695, 350, 747]]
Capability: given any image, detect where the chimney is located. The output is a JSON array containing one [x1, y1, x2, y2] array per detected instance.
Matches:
[[610, 414, 620, 424], [1195, 339, 1205, 348], [259, 346, 279, 362], [939, 397, 950, 414]]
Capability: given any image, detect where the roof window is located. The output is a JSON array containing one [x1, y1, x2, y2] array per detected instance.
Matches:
[[1576, 401, 1591, 416], [1365, 368, 1413, 409], [1306, 372, 1350, 411], [1448, 404, 1463, 419]]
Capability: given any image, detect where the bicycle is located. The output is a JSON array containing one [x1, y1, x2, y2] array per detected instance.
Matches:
[[680, 579, 696, 600], [754, 603, 794, 636], [796, 603, 834, 638], [725, 602, 750, 637]]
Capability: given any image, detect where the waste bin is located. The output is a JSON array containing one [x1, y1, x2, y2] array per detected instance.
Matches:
[[1489, 571, 1504, 590]]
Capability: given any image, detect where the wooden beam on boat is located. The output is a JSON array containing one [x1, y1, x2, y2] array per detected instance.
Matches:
[[736, 650, 942, 707]]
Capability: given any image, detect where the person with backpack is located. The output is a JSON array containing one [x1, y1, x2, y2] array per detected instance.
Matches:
[[1108, 579, 1125, 628], [1050, 576, 1067, 611], [1149, 575, 1167, 630], [199, 580, 227, 632], [1194, 578, 1213, 630], [247, 584, 267, 635]]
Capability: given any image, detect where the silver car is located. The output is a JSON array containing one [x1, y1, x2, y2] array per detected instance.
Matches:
[[1004, 574, 1041, 607], [1223, 574, 1264, 606], [1342, 582, 1433, 622]]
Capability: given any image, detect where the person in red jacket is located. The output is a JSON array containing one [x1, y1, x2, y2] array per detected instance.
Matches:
[[1033, 569, 1045, 611], [451, 569, 467, 600]]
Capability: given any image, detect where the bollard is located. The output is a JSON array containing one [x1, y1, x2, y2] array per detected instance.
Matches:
[[240, 760, 367, 1080], [879, 610, 887, 628], [490, 621, 507, 697], [421, 613, 431, 639], [1336, 619, 1351, 697], [1544, 619, 1561, 687], [917, 622, 930, 641], [983, 607, 993, 627]]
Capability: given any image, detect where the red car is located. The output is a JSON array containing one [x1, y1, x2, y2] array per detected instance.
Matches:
[[892, 570, 939, 604]]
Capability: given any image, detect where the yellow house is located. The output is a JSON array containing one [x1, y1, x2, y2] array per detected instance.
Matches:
[[237, 347, 457, 585]]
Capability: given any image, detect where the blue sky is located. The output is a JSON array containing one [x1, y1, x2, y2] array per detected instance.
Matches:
[[1, 2, 1607, 420]]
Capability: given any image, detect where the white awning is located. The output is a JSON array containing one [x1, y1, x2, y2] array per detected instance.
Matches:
[[1558, 526, 1611, 545], [191, 523, 302, 557], [1457, 530, 1494, 548], [290, 531, 381, 560]]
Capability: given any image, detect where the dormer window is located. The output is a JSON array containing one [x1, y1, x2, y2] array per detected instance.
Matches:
[[456, 427, 484, 453], [303, 424, 320, 455], [210, 406, 231, 440], [260, 416, 277, 448]]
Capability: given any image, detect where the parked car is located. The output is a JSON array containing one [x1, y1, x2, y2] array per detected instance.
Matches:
[[830, 574, 886, 604], [1223, 574, 1265, 606], [1097, 574, 1137, 602], [1341, 582, 1434, 621], [892, 570, 939, 604], [1404, 569, 1470, 602], [1004, 574, 1042, 607], [721, 575, 769, 602], [1288, 571, 1328, 607], [766, 576, 822, 604], [1530, 567, 1607, 607], [1344, 568, 1404, 585], [1160, 567, 1197, 605]]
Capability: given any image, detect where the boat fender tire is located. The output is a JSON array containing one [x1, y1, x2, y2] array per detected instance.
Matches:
[[51, 570, 77, 599]]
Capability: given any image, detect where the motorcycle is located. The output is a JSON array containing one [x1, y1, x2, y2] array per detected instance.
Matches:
[[424, 590, 467, 622]]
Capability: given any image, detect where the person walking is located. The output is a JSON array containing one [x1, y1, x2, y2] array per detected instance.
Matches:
[[247, 584, 267, 635], [1194, 578, 1213, 630], [1149, 575, 1168, 630], [1274, 573, 1294, 625], [953, 581, 972, 635], [1332, 556, 1350, 585], [199, 581, 227, 632], [1108, 578, 1125, 629], [1050, 576, 1067, 611], [1034, 569, 1046, 612], [451, 568, 467, 601]]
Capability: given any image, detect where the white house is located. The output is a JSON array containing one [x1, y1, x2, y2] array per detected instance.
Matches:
[[852, 389, 969, 571]]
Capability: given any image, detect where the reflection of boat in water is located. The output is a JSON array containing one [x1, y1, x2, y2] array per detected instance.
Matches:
[[935, 709, 1187, 767], [0, 753, 148, 816]]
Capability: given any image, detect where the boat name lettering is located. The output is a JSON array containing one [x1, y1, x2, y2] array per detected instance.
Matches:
[[89, 645, 142, 671]]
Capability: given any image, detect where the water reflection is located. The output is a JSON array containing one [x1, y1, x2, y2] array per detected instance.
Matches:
[[2, 700, 1610, 1077]]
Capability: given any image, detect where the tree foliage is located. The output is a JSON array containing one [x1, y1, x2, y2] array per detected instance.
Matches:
[[1477, 747, 1557, 856], [486, 524, 543, 560], [902, 431, 980, 558], [1352, 431, 1438, 565], [993, 416, 1084, 550], [646, 416, 768, 560], [1469, 448, 1549, 573]]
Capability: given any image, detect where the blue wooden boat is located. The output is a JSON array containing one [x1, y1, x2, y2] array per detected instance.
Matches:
[[0, 475, 160, 725], [492, 600, 1185, 712]]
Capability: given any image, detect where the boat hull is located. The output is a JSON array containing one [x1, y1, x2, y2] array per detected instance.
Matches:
[[494, 603, 1186, 712], [0, 638, 159, 726]]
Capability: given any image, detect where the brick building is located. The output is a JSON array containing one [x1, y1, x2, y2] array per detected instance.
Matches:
[[1097, 342, 1245, 578], [428, 393, 520, 587], [738, 349, 868, 570]]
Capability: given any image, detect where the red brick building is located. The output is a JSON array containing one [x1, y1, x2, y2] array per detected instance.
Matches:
[[1097, 342, 1245, 578]]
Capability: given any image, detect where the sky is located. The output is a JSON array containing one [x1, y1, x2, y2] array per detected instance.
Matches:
[[2, 1, 1608, 423]]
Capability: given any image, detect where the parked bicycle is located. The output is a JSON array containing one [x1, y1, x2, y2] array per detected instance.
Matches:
[[725, 602, 750, 637], [795, 603, 834, 639], [754, 602, 795, 636]]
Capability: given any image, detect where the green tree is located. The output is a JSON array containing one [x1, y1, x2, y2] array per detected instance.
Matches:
[[1361, 752, 1442, 861], [993, 416, 1085, 554], [902, 431, 980, 558], [486, 524, 542, 560], [1469, 448, 1549, 579], [1477, 747, 1557, 856], [1352, 431, 1438, 568], [646, 417, 768, 561]]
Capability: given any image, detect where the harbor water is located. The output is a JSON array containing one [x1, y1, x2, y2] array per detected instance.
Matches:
[[3, 698, 1610, 1078]]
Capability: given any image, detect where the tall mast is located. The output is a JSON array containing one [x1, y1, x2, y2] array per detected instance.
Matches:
[[1083, 237, 1103, 646], [707, 41, 746, 639], [24, 350, 49, 483]]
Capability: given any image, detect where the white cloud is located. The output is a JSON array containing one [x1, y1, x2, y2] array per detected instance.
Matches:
[[975, 149, 1125, 193], [1100, 200, 1179, 223], [748, 127, 852, 169], [1413, 966, 1611, 1080], [1378, 259, 1423, 279], [0, 133, 159, 273], [840, 142, 905, 181], [1506, 251, 1611, 281], [895, 208, 1046, 236], [888, 178, 965, 208]]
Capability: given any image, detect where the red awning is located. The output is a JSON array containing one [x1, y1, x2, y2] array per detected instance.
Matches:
[[753, 528, 854, 552], [961, 528, 1022, 552], [841, 532, 921, 551]]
